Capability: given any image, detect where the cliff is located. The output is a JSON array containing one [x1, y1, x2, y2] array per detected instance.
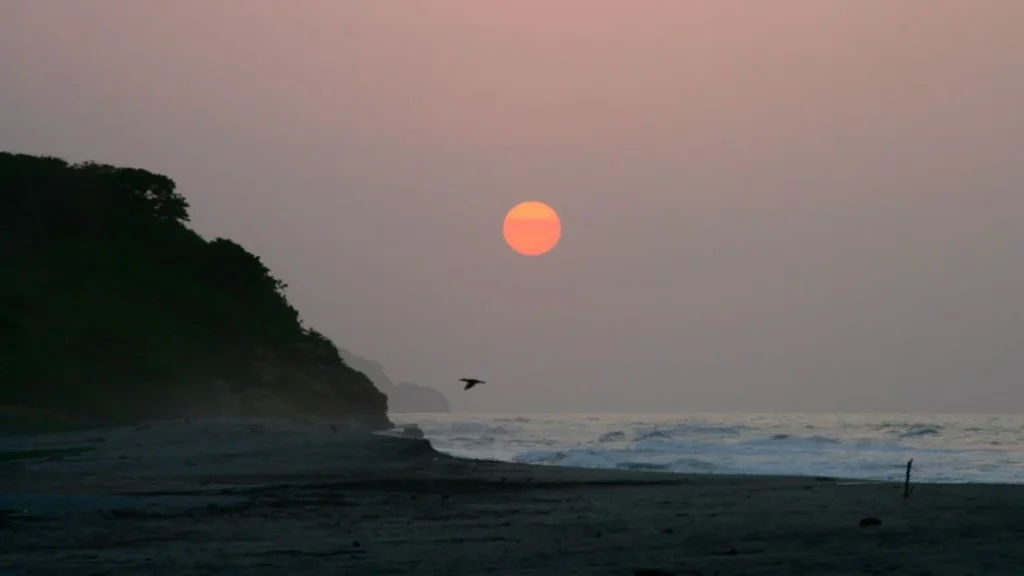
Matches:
[[0, 152, 392, 431], [338, 350, 451, 413]]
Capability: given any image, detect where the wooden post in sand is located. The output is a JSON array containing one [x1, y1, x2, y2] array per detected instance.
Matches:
[[903, 459, 915, 499]]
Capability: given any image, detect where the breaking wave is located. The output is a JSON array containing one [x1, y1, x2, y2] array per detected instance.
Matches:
[[393, 413, 1024, 484]]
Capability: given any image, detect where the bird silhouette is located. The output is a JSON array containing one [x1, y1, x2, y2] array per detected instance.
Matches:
[[460, 378, 485, 390]]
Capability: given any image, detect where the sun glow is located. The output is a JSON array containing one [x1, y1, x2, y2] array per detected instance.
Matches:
[[503, 201, 561, 256]]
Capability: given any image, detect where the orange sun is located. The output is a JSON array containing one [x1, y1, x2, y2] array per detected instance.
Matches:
[[503, 201, 561, 256]]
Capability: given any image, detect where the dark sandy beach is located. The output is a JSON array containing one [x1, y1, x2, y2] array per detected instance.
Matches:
[[2, 420, 1023, 575]]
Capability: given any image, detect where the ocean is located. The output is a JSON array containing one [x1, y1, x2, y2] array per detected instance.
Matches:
[[391, 413, 1024, 484]]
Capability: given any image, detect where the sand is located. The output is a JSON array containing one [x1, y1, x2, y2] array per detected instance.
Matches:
[[2, 418, 1023, 575]]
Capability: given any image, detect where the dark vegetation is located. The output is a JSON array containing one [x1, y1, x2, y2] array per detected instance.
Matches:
[[0, 152, 391, 429]]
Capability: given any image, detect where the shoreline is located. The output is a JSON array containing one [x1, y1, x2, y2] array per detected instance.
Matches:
[[3, 419, 1024, 574], [397, 412, 1024, 486], [0, 416, 1016, 488]]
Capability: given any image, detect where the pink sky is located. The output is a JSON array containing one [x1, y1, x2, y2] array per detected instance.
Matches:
[[2, 1, 1023, 411]]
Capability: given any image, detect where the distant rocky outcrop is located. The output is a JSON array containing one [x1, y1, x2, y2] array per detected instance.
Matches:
[[390, 382, 450, 413], [338, 350, 451, 413], [0, 152, 392, 431]]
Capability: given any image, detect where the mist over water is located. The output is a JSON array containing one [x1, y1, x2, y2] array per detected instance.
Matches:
[[394, 413, 1024, 484]]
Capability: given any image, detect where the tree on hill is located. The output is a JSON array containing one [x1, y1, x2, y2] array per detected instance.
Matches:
[[0, 152, 389, 428]]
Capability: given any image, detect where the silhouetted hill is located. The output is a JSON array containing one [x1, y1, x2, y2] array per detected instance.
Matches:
[[0, 152, 392, 430], [391, 382, 450, 413], [338, 350, 450, 413]]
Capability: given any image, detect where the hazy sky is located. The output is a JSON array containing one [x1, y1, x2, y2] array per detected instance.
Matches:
[[3, 1, 1022, 413]]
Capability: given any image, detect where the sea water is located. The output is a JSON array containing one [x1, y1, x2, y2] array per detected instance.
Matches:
[[391, 413, 1024, 484]]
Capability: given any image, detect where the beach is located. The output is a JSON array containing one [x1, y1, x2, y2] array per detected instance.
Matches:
[[2, 419, 1023, 575]]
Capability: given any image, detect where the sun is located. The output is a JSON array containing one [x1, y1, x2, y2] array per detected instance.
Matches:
[[503, 201, 561, 256]]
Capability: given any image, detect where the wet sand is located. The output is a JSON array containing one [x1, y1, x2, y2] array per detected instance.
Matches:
[[2, 419, 1023, 575]]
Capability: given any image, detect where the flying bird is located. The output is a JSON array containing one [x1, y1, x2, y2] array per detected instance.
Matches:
[[460, 378, 485, 390]]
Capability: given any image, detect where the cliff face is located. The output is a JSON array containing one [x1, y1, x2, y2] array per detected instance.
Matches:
[[207, 345, 390, 430], [338, 350, 451, 414], [0, 152, 392, 430]]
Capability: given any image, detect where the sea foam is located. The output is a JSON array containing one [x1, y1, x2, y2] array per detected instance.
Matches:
[[393, 413, 1024, 484]]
